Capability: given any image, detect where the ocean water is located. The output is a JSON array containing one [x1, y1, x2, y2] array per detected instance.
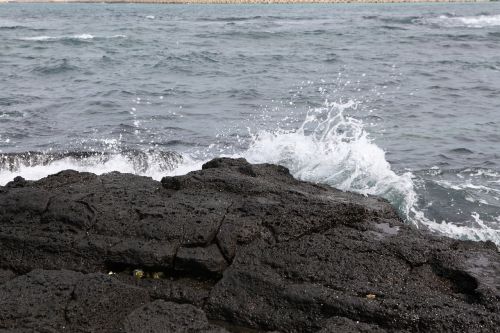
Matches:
[[1, 3, 499, 246]]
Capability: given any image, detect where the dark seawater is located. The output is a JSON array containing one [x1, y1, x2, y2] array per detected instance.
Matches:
[[1, 3, 499, 245]]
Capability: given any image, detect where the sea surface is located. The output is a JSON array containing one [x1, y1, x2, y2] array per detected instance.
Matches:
[[1, 2, 499, 246]]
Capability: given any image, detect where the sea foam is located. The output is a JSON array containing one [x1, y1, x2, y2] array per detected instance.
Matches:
[[0, 100, 498, 247], [425, 14, 500, 28], [20, 34, 126, 41], [243, 100, 417, 219], [0, 151, 204, 186], [241, 101, 499, 247], [21, 34, 94, 41]]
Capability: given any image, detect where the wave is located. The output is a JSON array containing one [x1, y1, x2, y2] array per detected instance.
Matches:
[[1, 26, 47, 32], [380, 16, 422, 25], [248, 103, 498, 248], [414, 211, 500, 246], [30, 59, 80, 75], [21, 34, 94, 41], [0, 101, 498, 247], [198, 15, 269, 22], [422, 14, 500, 28], [243, 100, 417, 219], [241, 101, 499, 247], [19, 34, 126, 42], [0, 111, 24, 119], [0, 25, 28, 31], [0, 18, 46, 31], [0, 150, 193, 186], [412, 167, 500, 247]]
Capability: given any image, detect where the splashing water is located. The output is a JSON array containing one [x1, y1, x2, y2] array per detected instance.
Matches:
[[416, 210, 500, 246], [422, 14, 500, 28], [0, 150, 191, 185], [244, 100, 499, 247], [244, 99, 418, 221], [19, 34, 126, 41], [0, 99, 498, 247]]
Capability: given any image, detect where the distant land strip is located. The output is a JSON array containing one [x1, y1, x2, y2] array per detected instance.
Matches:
[[0, 0, 493, 4]]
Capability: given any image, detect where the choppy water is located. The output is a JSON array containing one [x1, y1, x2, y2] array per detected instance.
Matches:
[[1, 3, 499, 246]]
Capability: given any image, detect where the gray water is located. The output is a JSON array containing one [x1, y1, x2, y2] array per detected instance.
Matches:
[[1, 3, 499, 245]]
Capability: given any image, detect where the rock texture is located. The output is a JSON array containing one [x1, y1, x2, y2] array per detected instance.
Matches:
[[0, 157, 498, 332]]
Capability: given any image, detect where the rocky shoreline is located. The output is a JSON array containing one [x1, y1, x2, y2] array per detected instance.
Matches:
[[0, 158, 499, 332]]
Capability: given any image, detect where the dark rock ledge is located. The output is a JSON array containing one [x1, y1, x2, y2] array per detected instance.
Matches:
[[0, 158, 498, 332]]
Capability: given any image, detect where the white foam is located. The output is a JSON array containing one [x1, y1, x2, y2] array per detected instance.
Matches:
[[72, 34, 94, 40], [0, 153, 202, 186], [421, 211, 500, 246], [20, 34, 126, 41], [426, 14, 500, 28], [241, 100, 499, 247], [21, 36, 54, 41], [243, 100, 417, 219], [0, 99, 498, 247], [0, 155, 128, 184], [21, 34, 94, 41], [436, 179, 500, 195]]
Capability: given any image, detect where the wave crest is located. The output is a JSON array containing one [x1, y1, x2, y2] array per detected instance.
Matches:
[[19, 34, 126, 42], [244, 100, 417, 219], [0, 150, 193, 186], [0, 101, 498, 247], [242, 100, 499, 247], [422, 14, 500, 28]]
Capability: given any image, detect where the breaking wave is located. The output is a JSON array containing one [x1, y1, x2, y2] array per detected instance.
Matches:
[[243, 100, 417, 218], [242, 100, 499, 247], [422, 14, 500, 28], [19, 34, 126, 41], [0, 150, 200, 186], [0, 100, 498, 247]]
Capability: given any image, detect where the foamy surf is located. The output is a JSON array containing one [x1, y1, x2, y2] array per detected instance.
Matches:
[[417, 210, 500, 246], [423, 14, 500, 28], [242, 100, 499, 247], [19, 34, 126, 41], [243, 100, 417, 218], [0, 100, 498, 247], [0, 151, 193, 186]]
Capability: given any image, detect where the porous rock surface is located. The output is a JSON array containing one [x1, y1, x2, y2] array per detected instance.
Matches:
[[0, 157, 498, 332]]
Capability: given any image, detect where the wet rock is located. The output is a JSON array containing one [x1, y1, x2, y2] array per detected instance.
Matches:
[[0, 158, 498, 332]]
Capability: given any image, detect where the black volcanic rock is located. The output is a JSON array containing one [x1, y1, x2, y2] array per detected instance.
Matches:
[[0, 157, 498, 332], [124, 300, 229, 333], [0, 269, 149, 332]]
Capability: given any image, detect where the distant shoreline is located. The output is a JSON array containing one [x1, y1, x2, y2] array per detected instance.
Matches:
[[0, 0, 492, 4]]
